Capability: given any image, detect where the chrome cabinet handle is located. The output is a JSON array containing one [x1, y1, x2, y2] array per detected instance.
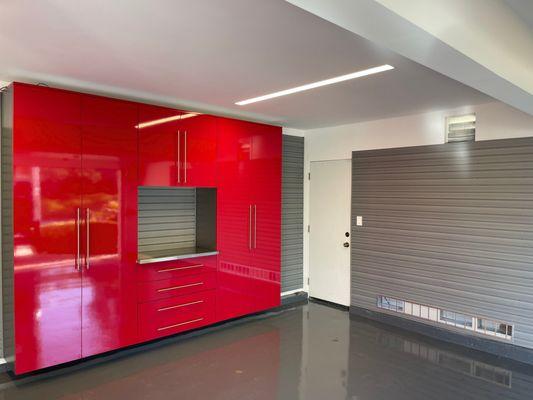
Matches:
[[86, 208, 90, 270], [157, 300, 204, 312], [184, 130, 187, 183], [76, 208, 81, 271], [249, 205, 252, 250], [157, 264, 203, 273], [157, 317, 204, 331], [157, 282, 203, 293], [253, 204, 257, 249], [177, 130, 181, 183]]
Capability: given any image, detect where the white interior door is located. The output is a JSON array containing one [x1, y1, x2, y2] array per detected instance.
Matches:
[[309, 159, 351, 306]]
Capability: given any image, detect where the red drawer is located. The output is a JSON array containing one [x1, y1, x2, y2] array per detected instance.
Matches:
[[139, 290, 215, 340], [137, 272, 216, 302], [136, 255, 217, 282]]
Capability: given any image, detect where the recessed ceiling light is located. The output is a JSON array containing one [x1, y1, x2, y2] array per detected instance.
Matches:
[[235, 64, 394, 106]]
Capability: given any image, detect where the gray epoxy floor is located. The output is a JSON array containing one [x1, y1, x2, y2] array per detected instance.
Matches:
[[1, 302, 533, 399]]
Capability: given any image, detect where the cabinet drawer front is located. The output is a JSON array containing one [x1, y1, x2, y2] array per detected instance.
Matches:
[[137, 255, 217, 282], [139, 291, 215, 340], [137, 272, 216, 302]]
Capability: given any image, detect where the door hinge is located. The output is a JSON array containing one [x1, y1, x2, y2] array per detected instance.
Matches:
[[307, 225, 310, 233], [308, 172, 311, 180], [307, 277, 310, 285]]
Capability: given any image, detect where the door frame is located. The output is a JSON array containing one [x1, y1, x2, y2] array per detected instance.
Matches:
[[306, 158, 352, 306]]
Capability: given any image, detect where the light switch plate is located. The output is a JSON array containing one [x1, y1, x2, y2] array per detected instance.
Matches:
[[356, 216, 363, 226]]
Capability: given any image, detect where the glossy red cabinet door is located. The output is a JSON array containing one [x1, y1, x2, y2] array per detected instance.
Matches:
[[216, 119, 282, 320], [216, 118, 255, 321], [12, 83, 83, 374], [138, 105, 182, 186], [81, 96, 138, 357], [178, 114, 217, 187], [250, 124, 282, 310]]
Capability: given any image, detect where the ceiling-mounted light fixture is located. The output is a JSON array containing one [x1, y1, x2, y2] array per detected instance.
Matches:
[[235, 64, 394, 106], [136, 112, 200, 129]]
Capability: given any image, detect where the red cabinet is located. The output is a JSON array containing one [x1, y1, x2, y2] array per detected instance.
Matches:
[[136, 255, 217, 282], [251, 123, 283, 273], [138, 290, 216, 341], [9, 83, 281, 374], [250, 124, 282, 310], [12, 84, 138, 373], [138, 106, 216, 187], [137, 272, 216, 302], [80, 95, 138, 357], [12, 83, 83, 374], [177, 114, 218, 187], [138, 105, 182, 186], [135, 255, 218, 341], [216, 118, 281, 321]]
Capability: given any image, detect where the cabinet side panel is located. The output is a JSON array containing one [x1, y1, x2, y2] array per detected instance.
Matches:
[[1, 87, 14, 365]]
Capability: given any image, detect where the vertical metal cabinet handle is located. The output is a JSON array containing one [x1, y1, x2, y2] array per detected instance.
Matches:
[[249, 205, 252, 250], [76, 208, 81, 271], [253, 204, 257, 249], [184, 130, 187, 183], [177, 130, 181, 183], [86, 208, 90, 270]]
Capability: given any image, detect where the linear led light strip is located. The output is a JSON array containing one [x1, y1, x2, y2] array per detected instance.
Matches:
[[235, 64, 394, 106], [136, 112, 200, 129]]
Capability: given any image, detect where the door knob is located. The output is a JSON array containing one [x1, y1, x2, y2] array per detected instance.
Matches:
[[343, 242, 350, 248]]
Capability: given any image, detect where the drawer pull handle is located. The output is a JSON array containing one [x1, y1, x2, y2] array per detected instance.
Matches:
[[157, 282, 203, 293], [157, 317, 204, 331], [157, 264, 203, 273], [158, 300, 204, 312]]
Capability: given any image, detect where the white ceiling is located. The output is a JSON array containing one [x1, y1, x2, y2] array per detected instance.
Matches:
[[505, 0, 533, 28], [0, 0, 492, 129]]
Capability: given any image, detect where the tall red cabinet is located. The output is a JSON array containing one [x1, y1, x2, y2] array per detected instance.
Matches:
[[12, 84, 84, 373], [11, 84, 138, 373], [6, 83, 282, 375], [216, 118, 281, 321], [80, 95, 138, 358]]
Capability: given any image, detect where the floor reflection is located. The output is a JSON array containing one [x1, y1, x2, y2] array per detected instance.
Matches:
[[1, 302, 533, 400]]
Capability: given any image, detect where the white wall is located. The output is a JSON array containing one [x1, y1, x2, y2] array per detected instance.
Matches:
[[302, 101, 533, 292]]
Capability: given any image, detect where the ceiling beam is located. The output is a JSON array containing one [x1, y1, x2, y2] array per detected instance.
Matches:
[[286, 0, 533, 116]]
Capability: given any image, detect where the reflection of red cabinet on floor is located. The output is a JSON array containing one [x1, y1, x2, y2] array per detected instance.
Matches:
[[72, 331, 281, 399]]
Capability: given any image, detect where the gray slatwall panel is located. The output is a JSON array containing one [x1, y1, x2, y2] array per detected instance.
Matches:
[[282, 135, 304, 292], [1, 90, 13, 360], [138, 187, 196, 255], [351, 137, 533, 349]]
